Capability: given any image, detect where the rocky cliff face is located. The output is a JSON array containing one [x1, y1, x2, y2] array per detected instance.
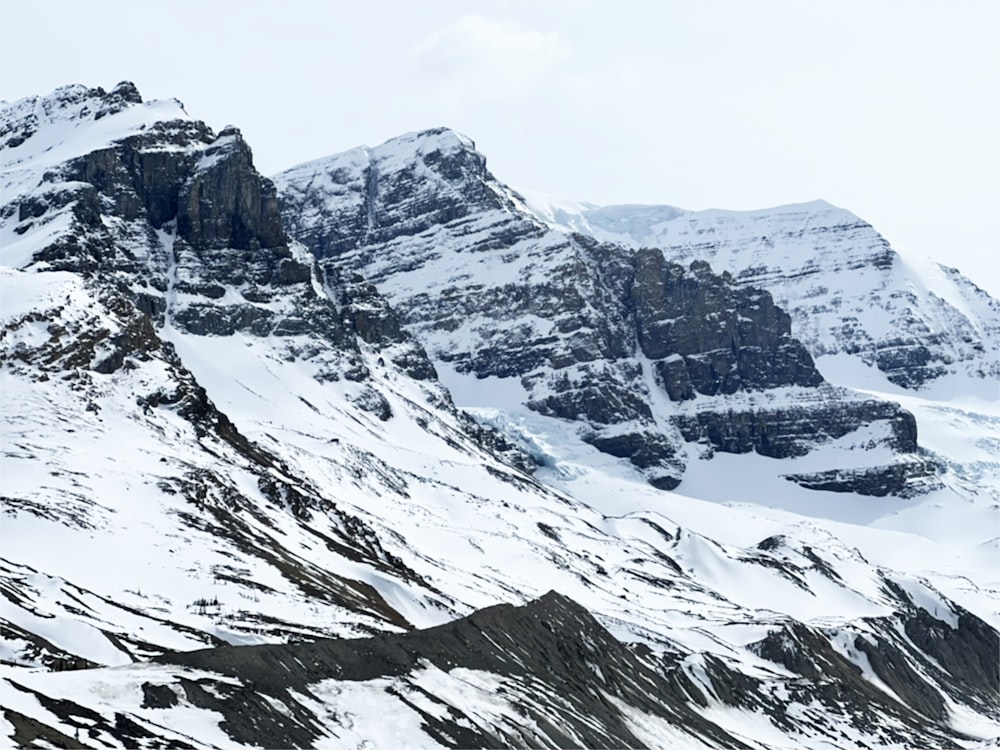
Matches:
[[276, 130, 935, 495], [526, 195, 1000, 390], [9, 85, 346, 350]]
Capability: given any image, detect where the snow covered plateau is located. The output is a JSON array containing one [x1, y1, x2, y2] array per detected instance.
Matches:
[[1, 83, 997, 749]]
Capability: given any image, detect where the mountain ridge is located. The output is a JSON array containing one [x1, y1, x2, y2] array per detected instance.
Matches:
[[521, 186, 1000, 391], [1, 85, 997, 749], [275, 126, 943, 497]]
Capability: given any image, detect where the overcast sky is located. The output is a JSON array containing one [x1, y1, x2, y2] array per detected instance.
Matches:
[[2, 1, 998, 295]]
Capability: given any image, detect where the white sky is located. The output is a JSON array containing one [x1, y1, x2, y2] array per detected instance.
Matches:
[[2, 0, 998, 295]]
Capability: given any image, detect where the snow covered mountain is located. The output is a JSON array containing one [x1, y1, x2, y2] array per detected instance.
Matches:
[[1, 84, 998, 748], [523, 194, 1000, 392], [274, 130, 942, 498]]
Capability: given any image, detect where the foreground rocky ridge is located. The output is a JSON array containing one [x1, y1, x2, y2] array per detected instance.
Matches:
[[1, 85, 998, 748], [5, 590, 997, 749], [275, 129, 936, 495]]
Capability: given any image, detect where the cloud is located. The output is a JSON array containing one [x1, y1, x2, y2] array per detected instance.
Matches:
[[414, 16, 569, 101]]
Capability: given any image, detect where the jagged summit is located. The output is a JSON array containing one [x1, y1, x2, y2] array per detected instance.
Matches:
[[0, 82, 189, 172], [273, 124, 515, 257], [0, 82, 506, 653], [0, 80, 143, 118]]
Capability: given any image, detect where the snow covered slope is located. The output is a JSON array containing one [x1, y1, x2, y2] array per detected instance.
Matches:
[[1, 87, 998, 748]]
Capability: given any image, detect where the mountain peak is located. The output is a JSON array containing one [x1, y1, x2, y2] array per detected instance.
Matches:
[[386, 125, 476, 153], [356, 125, 483, 179], [279, 127, 478, 176], [273, 124, 514, 255], [1, 81, 146, 134], [0, 82, 193, 185], [520, 186, 999, 389], [108, 80, 142, 104]]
